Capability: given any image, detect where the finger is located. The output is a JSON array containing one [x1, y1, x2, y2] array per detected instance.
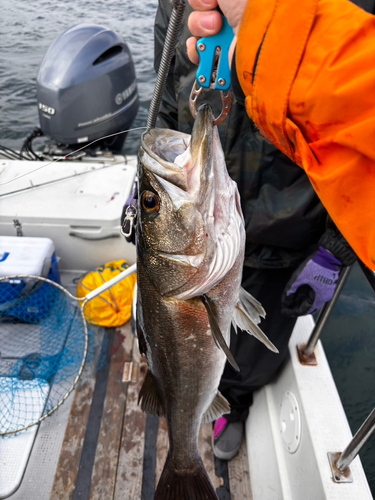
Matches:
[[186, 37, 200, 65], [188, 10, 223, 38], [188, 0, 219, 11], [228, 36, 237, 68]]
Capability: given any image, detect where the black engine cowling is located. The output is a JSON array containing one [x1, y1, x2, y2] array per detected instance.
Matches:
[[37, 24, 139, 152]]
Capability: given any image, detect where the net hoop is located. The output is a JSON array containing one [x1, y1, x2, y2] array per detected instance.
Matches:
[[0, 274, 89, 436]]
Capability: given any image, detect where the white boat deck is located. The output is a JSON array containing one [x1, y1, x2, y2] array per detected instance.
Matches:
[[248, 315, 373, 500]]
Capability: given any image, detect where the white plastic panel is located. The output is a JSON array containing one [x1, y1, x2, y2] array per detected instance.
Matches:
[[0, 378, 49, 499], [0, 156, 137, 271], [246, 316, 373, 500]]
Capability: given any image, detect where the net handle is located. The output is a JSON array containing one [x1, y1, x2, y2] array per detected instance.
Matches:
[[83, 263, 137, 302], [0, 262, 137, 304]]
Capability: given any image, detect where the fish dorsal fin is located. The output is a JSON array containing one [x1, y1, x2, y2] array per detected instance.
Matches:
[[202, 391, 230, 424], [232, 287, 279, 353], [138, 370, 165, 416], [201, 294, 240, 372]]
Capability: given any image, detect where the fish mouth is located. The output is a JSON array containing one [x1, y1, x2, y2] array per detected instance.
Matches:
[[140, 128, 191, 192], [190, 103, 214, 169], [140, 104, 214, 205]]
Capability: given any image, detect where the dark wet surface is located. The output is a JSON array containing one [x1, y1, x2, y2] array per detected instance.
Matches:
[[322, 262, 375, 493], [0, 0, 157, 155]]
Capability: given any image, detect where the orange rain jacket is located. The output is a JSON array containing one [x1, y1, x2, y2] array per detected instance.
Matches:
[[236, 0, 375, 270]]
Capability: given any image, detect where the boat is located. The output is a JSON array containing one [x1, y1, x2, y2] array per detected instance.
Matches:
[[1, 151, 374, 500], [0, 18, 374, 500]]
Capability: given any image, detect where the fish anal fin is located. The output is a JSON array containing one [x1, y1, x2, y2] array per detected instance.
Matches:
[[202, 391, 230, 424], [232, 299, 279, 353], [138, 370, 164, 416], [201, 294, 240, 372]]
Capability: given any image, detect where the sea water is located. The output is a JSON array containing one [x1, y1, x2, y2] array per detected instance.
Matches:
[[0, 0, 157, 154], [0, 0, 374, 495]]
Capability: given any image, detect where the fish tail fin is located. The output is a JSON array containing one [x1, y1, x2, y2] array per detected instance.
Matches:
[[155, 456, 218, 500]]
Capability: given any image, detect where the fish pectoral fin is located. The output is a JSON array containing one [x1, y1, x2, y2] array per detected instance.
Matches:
[[202, 391, 230, 424], [138, 370, 164, 416], [201, 294, 240, 372], [240, 287, 266, 322], [232, 290, 279, 353]]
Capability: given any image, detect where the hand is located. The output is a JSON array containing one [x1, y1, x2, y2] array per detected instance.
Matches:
[[281, 247, 343, 317], [186, 0, 247, 66]]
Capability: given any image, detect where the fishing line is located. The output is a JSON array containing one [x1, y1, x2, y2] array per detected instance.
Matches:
[[0, 126, 147, 187], [0, 160, 129, 199]]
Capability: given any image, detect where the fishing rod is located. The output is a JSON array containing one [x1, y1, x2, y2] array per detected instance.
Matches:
[[120, 0, 187, 238], [146, 0, 186, 130]]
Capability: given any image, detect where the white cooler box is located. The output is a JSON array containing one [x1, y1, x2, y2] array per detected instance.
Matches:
[[0, 155, 137, 272], [0, 236, 60, 322]]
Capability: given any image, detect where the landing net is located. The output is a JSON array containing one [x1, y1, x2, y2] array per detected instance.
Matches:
[[0, 276, 89, 435]]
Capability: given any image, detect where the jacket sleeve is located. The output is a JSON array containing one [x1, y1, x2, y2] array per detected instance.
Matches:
[[236, 0, 375, 270], [154, 0, 179, 130]]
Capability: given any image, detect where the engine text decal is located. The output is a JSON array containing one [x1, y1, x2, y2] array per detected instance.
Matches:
[[115, 81, 137, 105], [38, 103, 56, 115]]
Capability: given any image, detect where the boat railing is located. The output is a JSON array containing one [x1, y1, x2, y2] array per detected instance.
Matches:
[[328, 408, 375, 483], [296, 259, 375, 483], [298, 266, 352, 364]]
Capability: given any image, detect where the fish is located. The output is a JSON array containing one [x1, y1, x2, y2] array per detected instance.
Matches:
[[136, 103, 278, 500]]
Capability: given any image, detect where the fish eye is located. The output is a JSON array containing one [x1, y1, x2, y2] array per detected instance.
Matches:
[[141, 191, 160, 213]]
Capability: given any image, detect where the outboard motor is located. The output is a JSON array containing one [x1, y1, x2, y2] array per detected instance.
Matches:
[[37, 24, 139, 154]]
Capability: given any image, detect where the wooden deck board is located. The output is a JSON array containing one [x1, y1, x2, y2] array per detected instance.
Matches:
[[50, 330, 104, 500], [89, 325, 134, 500], [113, 340, 148, 500], [50, 322, 253, 500], [227, 438, 253, 500], [199, 423, 225, 491], [155, 417, 168, 486]]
